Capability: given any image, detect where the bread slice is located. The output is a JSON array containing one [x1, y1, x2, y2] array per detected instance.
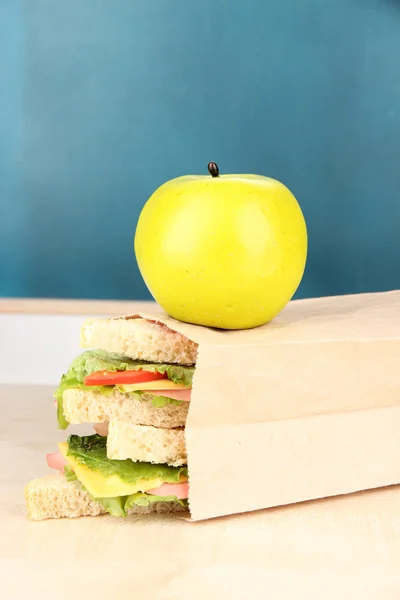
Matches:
[[63, 387, 189, 429], [25, 474, 186, 520], [80, 315, 198, 365], [107, 420, 187, 466]]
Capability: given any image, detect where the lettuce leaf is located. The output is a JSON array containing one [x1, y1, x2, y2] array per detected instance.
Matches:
[[125, 492, 187, 509], [54, 350, 193, 429], [93, 492, 188, 518], [93, 496, 127, 517], [67, 434, 188, 485], [64, 465, 78, 482], [56, 386, 70, 430]]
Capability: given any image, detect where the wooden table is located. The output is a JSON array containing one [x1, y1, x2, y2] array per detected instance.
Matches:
[[2, 384, 400, 599]]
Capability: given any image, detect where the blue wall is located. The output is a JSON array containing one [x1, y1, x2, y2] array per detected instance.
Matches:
[[1, 0, 399, 300]]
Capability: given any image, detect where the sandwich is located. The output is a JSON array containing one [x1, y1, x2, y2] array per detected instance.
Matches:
[[25, 315, 198, 520]]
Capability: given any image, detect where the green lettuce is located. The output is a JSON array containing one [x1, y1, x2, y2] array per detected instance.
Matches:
[[54, 350, 193, 430], [64, 465, 77, 482], [93, 493, 187, 518], [125, 492, 187, 509], [67, 434, 188, 485], [92, 495, 127, 517]]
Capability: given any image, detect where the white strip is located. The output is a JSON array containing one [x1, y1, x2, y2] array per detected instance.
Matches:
[[0, 314, 109, 385]]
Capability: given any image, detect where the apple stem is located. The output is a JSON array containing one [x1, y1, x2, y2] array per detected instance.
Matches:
[[208, 162, 220, 177]]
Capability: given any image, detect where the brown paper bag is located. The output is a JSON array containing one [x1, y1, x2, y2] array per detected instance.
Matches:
[[138, 290, 400, 521]]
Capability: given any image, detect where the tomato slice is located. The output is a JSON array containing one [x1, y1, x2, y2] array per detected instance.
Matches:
[[84, 369, 168, 387]]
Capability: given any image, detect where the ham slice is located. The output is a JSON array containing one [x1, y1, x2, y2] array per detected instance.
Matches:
[[146, 481, 189, 499], [158, 389, 191, 402], [46, 452, 67, 473], [94, 422, 109, 436]]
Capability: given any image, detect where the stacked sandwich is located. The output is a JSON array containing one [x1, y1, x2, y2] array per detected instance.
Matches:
[[25, 315, 198, 520]]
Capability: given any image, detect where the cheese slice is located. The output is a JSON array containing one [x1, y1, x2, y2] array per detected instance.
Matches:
[[58, 442, 163, 498], [119, 380, 191, 393]]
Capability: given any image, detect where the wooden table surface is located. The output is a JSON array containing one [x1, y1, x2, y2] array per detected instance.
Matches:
[[2, 384, 400, 599]]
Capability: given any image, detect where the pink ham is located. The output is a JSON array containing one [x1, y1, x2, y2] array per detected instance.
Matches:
[[156, 389, 191, 402], [146, 481, 189, 499], [94, 422, 109, 436], [46, 452, 67, 473]]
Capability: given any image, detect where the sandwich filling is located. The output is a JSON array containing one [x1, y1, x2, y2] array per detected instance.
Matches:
[[47, 434, 189, 517], [55, 350, 194, 429]]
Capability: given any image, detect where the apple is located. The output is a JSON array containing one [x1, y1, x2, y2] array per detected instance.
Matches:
[[134, 162, 307, 329]]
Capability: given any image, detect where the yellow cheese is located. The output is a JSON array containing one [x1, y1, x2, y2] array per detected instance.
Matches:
[[119, 379, 191, 393], [58, 442, 163, 498]]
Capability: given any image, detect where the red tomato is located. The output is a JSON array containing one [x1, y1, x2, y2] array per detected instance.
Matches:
[[83, 369, 168, 387]]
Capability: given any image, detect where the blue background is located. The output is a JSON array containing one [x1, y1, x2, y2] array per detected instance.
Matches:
[[1, 0, 399, 300]]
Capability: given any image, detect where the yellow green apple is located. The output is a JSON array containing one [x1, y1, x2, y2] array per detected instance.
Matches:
[[134, 163, 307, 329]]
